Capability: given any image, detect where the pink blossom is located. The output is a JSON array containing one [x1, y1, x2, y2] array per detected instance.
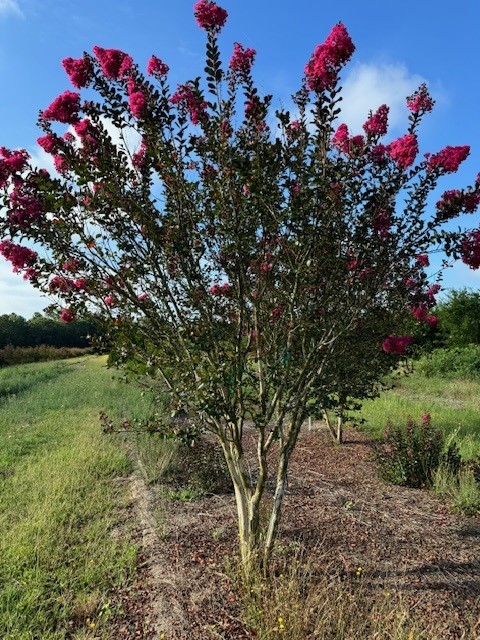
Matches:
[[132, 142, 147, 169], [370, 144, 388, 164], [62, 55, 93, 88], [37, 133, 61, 155], [62, 258, 79, 272], [427, 145, 470, 173], [436, 188, 480, 221], [387, 134, 418, 169], [426, 315, 439, 328], [171, 83, 208, 125], [229, 43, 256, 75], [407, 84, 434, 114], [209, 282, 231, 296], [304, 23, 355, 92], [73, 118, 100, 146], [8, 189, 43, 227], [415, 253, 429, 267], [60, 308, 75, 323], [147, 55, 169, 78], [0, 147, 30, 175], [421, 412, 432, 425], [426, 283, 441, 297], [73, 277, 88, 290], [104, 295, 115, 306], [92, 46, 133, 79], [382, 334, 413, 355], [53, 154, 69, 175], [410, 304, 429, 322], [138, 292, 149, 301], [331, 123, 350, 153], [461, 229, 480, 269], [405, 277, 418, 290], [42, 91, 81, 124], [363, 104, 389, 137], [194, 0, 228, 33], [49, 275, 74, 293], [0, 239, 37, 272], [127, 78, 147, 118]]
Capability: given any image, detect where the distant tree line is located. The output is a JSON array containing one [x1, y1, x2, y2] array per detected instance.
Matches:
[[0, 312, 97, 349]]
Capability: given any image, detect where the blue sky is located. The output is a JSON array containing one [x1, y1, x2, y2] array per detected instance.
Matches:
[[1, 0, 479, 317]]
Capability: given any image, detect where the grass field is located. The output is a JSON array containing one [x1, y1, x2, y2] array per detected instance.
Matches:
[[1, 355, 479, 638], [358, 371, 480, 459], [0, 356, 151, 640]]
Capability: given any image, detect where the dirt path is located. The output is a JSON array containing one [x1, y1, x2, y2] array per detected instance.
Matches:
[[108, 426, 480, 639]]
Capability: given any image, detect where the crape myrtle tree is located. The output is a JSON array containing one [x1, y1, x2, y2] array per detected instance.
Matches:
[[1, 0, 480, 574]]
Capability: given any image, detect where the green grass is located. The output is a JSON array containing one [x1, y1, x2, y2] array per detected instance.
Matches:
[[0, 356, 153, 640], [357, 371, 480, 459]]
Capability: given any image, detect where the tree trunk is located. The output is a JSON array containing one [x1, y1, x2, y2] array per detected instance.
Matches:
[[263, 446, 290, 572]]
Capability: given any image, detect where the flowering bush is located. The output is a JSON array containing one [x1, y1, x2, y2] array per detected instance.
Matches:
[[0, 0, 479, 574], [374, 415, 444, 488]]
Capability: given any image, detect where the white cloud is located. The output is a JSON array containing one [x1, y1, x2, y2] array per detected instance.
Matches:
[[0, 259, 48, 318], [338, 62, 425, 136], [0, 0, 23, 19]]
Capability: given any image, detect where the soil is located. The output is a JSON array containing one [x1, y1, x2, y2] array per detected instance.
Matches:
[[108, 425, 480, 639]]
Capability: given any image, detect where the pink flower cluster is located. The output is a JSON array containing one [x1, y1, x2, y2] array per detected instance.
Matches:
[[127, 79, 147, 118], [62, 55, 93, 88], [194, 0, 228, 33], [436, 188, 480, 221], [415, 253, 429, 267], [410, 304, 438, 327], [8, 189, 43, 227], [331, 124, 363, 155], [427, 145, 470, 174], [62, 258, 79, 272], [92, 46, 133, 80], [407, 84, 434, 114], [382, 334, 413, 355], [42, 91, 81, 124], [147, 55, 169, 79], [209, 282, 231, 296], [171, 83, 208, 125], [74, 118, 100, 147], [54, 154, 69, 175], [410, 304, 429, 322], [49, 275, 74, 293], [304, 23, 355, 92], [132, 141, 148, 169], [387, 134, 418, 169], [0, 239, 37, 273], [229, 43, 256, 75], [0, 147, 29, 187], [37, 133, 62, 155], [461, 230, 480, 269], [363, 104, 389, 137], [60, 308, 75, 323]]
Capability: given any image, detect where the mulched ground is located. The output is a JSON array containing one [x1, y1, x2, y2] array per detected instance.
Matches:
[[107, 426, 480, 639]]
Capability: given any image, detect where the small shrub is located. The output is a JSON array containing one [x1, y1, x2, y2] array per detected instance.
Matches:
[[373, 414, 444, 488]]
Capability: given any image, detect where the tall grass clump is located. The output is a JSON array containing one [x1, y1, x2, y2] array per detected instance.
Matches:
[[236, 547, 439, 639]]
